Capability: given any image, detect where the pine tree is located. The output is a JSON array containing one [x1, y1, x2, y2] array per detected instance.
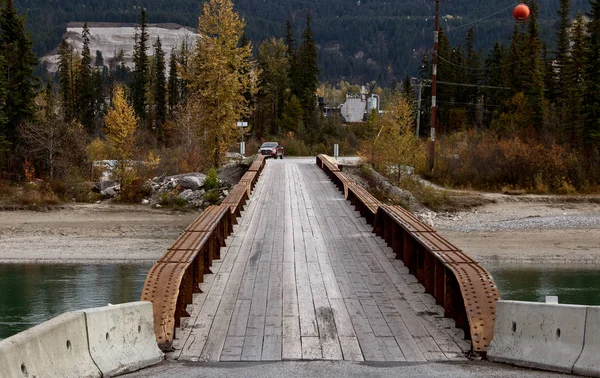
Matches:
[[167, 51, 179, 115], [131, 9, 149, 121], [0, 0, 38, 146], [555, 0, 571, 101], [153, 37, 167, 133], [465, 27, 481, 127], [0, 53, 7, 134], [58, 39, 75, 121], [523, 1, 545, 131], [504, 24, 526, 93], [568, 12, 586, 146], [77, 22, 94, 133], [484, 43, 506, 124], [285, 19, 300, 100], [584, 0, 600, 146], [297, 9, 319, 133], [95, 50, 104, 68], [257, 38, 290, 137]]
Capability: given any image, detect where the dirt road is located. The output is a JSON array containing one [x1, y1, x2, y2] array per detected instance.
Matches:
[[0, 204, 198, 263]]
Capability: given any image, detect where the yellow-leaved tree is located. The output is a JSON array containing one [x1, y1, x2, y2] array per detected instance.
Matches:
[[360, 94, 427, 182], [104, 86, 138, 190], [182, 0, 259, 168]]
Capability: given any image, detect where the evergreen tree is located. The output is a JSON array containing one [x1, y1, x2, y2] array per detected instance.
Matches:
[[94, 50, 104, 67], [153, 37, 167, 132], [0, 53, 7, 134], [400, 75, 415, 111], [583, 0, 600, 146], [297, 9, 319, 133], [504, 24, 526, 93], [523, 1, 545, 131], [77, 22, 94, 133], [465, 27, 481, 127], [484, 43, 506, 124], [568, 12, 586, 146], [256, 38, 289, 137], [167, 51, 179, 115], [285, 19, 300, 100], [57, 39, 75, 121], [0, 0, 38, 146], [131, 9, 149, 121], [555, 0, 571, 101]]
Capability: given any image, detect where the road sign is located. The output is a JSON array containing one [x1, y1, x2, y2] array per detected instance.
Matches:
[[236, 121, 248, 127]]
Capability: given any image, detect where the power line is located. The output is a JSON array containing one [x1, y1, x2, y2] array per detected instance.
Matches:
[[443, 2, 519, 32], [436, 80, 511, 90]]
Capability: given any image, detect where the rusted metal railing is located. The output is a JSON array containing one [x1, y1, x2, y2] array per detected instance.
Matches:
[[141, 155, 266, 351], [316, 154, 500, 355]]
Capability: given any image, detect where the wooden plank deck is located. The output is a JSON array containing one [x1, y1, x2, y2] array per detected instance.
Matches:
[[171, 158, 469, 362]]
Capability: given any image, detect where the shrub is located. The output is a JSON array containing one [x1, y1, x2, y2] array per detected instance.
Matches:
[[119, 178, 151, 203], [204, 188, 219, 203], [204, 167, 219, 190]]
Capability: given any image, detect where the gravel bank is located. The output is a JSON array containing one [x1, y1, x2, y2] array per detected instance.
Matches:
[[433, 201, 600, 264], [0, 204, 198, 263]]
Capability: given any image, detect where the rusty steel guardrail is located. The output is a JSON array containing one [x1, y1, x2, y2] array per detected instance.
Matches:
[[316, 154, 500, 355], [141, 154, 266, 351]]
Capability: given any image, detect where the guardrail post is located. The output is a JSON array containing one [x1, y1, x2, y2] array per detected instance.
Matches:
[[434, 260, 445, 306], [423, 252, 434, 294], [403, 235, 415, 273]]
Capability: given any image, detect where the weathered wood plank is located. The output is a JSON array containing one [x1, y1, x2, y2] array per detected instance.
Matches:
[[301, 336, 322, 360]]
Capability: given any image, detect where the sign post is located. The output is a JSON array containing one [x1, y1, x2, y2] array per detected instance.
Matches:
[[334, 144, 339, 159], [236, 121, 248, 156]]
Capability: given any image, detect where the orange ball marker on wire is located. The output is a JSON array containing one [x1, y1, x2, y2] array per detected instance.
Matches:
[[513, 3, 531, 21]]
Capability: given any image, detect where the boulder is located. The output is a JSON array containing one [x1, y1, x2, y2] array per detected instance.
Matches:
[[93, 180, 117, 193], [100, 186, 118, 199], [180, 175, 206, 191]]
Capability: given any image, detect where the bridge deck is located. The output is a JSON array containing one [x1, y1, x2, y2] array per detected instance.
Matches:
[[171, 158, 469, 362]]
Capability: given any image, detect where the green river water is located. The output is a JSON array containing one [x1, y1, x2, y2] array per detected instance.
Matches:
[[0, 263, 599, 340]]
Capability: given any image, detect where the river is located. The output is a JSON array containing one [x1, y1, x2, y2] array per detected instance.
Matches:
[[1, 263, 599, 341]]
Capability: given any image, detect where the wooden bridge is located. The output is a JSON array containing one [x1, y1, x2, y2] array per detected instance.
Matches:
[[141, 156, 499, 362]]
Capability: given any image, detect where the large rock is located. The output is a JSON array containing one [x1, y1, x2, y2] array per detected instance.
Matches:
[[178, 189, 204, 202], [92, 180, 117, 193], [100, 186, 119, 199], [180, 175, 206, 190]]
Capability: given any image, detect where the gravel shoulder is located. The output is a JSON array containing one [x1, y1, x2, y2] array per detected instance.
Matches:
[[0, 204, 198, 263]]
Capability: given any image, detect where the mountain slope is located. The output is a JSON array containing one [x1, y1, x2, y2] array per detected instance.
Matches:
[[14, 0, 592, 84]]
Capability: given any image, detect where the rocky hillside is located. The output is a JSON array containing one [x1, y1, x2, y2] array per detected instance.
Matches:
[[42, 22, 199, 73]]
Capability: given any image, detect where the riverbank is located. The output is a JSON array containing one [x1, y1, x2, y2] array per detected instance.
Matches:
[[434, 201, 600, 264], [1, 196, 599, 265], [0, 203, 198, 263]]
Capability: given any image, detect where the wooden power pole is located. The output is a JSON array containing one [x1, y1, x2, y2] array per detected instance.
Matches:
[[429, 0, 440, 172]]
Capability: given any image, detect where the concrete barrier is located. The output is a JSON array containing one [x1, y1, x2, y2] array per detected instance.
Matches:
[[83, 301, 163, 376], [574, 306, 600, 377], [488, 300, 587, 373], [0, 312, 101, 378]]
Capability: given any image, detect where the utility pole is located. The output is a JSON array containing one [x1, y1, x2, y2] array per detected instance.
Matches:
[[416, 79, 422, 137], [429, 0, 440, 172]]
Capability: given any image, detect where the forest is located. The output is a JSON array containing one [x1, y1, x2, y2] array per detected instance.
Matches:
[[1, 0, 600, 208], [11, 0, 593, 85]]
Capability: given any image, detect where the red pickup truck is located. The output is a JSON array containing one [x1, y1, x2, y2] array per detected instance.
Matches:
[[259, 142, 284, 159]]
